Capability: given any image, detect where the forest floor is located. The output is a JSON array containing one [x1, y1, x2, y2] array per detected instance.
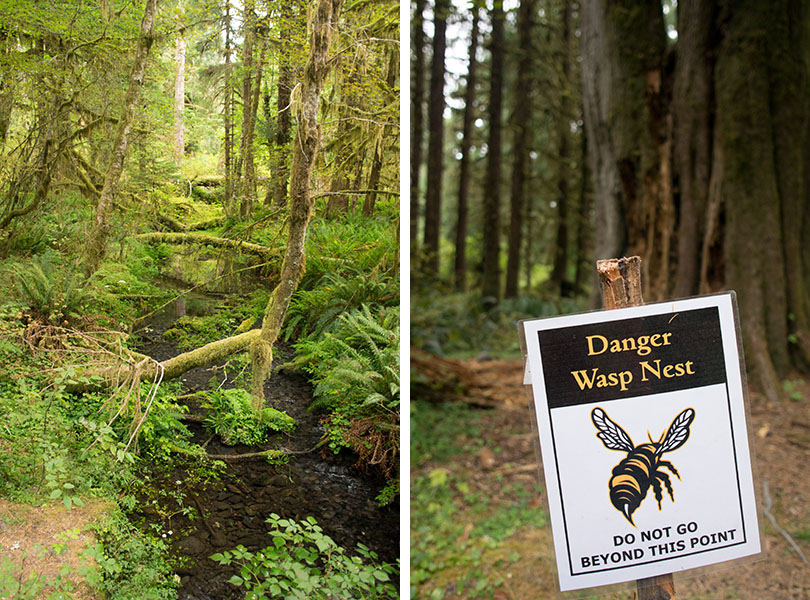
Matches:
[[411, 358, 810, 599]]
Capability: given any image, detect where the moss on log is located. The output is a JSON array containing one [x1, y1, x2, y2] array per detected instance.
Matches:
[[137, 232, 277, 261]]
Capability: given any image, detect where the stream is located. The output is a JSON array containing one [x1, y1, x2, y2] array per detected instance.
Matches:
[[131, 289, 399, 599]]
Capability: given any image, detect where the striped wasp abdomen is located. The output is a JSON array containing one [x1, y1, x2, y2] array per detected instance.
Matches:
[[592, 407, 695, 526]]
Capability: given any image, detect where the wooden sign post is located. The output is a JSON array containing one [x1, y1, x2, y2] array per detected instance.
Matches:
[[597, 257, 674, 600], [520, 256, 761, 594]]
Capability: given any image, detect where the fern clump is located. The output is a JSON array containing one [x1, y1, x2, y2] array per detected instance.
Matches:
[[291, 304, 399, 500], [283, 269, 398, 341], [10, 252, 93, 324], [203, 388, 295, 446]]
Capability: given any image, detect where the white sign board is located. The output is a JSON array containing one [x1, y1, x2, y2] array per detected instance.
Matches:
[[521, 293, 760, 592]]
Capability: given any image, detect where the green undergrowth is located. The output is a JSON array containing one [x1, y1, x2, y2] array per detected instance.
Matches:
[[202, 387, 296, 446], [287, 304, 399, 505], [149, 188, 224, 227], [162, 290, 268, 350], [211, 513, 398, 599], [411, 402, 548, 599], [0, 305, 216, 597], [302, 213, 397, 288], [410, 288, 588, 359]]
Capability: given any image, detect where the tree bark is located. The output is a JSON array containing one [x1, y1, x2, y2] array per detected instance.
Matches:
[[453, 2, 480, 292], [580, 0, 667, 304], [504, 0, 535, 298], [716, 0, 792, 401], [548, 0, 572, 295], [672, 0, 713, 298], [268, 0, 298, 208], [481, 0, 505, 301], [364, 46, 398, 217], [223, 1, 235, 214], [83, 0, 158, 277], [411, 0, 427, 250], [423, 0, 449, 276], [173, 28, 186, 162], [248, 0, 342, 411], [237, 0, 259, 217], [573, 126, 591, 294]]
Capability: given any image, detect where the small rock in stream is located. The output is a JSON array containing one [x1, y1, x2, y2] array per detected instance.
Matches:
[[177, 535, 207, 555]]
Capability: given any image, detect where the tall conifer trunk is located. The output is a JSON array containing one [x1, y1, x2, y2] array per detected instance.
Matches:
[[504, 0, 535, 298], [423, 0, 449, 276], [453, 2, 480, 292], [481, 0, 505, 301], [411, 0, 427, 249]]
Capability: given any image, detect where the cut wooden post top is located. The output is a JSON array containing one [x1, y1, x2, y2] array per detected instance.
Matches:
[[597, 256, 644, 309]]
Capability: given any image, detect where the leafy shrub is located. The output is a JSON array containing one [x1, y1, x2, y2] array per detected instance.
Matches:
[[283, 269, 398, 341], [211, 514, 398, 599], [203, 388, 295, 446], [90, 511, 179, 600]]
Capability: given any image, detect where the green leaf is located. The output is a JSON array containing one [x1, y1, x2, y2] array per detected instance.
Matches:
[[50, 489, 62, 499], [228, 575, 243, 586]]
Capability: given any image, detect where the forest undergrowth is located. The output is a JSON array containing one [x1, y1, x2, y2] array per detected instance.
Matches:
[[0, 186, 400, 598]]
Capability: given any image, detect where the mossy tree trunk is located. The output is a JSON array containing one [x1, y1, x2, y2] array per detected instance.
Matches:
[[248, 0, 343, 412], [83, 0, 158, 277], [173, 27, 186, 163]]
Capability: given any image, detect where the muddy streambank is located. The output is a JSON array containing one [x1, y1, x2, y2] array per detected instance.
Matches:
[[132, 295, 399, 600]]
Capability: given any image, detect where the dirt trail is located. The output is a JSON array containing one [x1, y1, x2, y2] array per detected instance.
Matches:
[[421, 357, 810, 599]]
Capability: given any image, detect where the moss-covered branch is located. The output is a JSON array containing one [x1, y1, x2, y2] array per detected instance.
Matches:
[[137, 232, 277, 261], [65, 329, 261, 392]]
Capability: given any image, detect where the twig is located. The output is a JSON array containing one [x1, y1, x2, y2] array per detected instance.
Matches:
[[763, 478, 810, 566]]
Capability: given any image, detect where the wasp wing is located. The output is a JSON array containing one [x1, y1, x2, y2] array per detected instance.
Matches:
[[591, 407, 634, 452], [657, 408, 695, 455]]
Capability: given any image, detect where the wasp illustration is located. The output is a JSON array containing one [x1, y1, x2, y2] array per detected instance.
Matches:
[[591, 407, 696, 526]]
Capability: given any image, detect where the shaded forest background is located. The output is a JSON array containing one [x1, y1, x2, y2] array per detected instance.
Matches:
[[411, 0, 810, 400]]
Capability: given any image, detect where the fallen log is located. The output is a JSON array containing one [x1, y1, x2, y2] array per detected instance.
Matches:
[[157, 214, 227, 232], [66, 328, 261, 393], [137, 231, 277, 261]]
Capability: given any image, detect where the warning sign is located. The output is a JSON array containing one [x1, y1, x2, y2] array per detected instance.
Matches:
[[521, 293, 760, 591]]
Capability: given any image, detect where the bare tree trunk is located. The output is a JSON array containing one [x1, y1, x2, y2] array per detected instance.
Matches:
[[423, 0, 449, 276], [249, 0, 342, 411], [580, 0, 666, 304], [573, 126, 591, 294], [173, 28, 186, 162], [83, 0, 158, 277], [549, 0, 572, 295], [481, 0, 505, 301], [505, 0, 536, 299], [672, 0, 713, 298], [452, 2, 480, 292], [411, 0, 427, 250]]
